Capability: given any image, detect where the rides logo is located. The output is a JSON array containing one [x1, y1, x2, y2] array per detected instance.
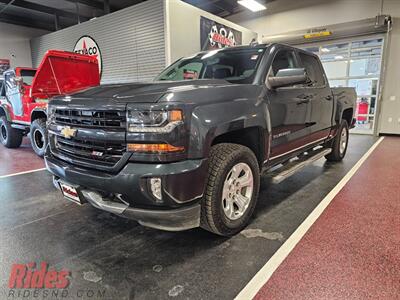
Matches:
[[200, 16, 242, 51], [8, 262, 70, 289]]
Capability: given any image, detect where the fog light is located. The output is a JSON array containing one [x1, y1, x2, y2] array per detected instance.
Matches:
[[150, 178, 162, 201]]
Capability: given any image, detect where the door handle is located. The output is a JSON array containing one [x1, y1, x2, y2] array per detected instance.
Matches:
[[297, 99, 310, 105], [325, 95, 333, 101]]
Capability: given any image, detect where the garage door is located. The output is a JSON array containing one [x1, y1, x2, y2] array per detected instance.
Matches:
[[300, 37, 384, 135]]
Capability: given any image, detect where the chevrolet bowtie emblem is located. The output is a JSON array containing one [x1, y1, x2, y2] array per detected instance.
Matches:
[[60, 126, 77, 139]]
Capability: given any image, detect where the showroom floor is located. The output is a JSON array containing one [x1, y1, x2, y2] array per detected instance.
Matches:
[[1, 134, 397, 299]]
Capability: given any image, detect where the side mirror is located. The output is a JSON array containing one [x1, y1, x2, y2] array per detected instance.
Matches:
[[267, 68, 308, 89]]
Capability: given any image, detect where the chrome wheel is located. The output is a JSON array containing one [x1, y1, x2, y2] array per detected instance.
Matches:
[[33, 129, 44, 150], [339, 127, 347, 155], [222, 162, 254, 221]]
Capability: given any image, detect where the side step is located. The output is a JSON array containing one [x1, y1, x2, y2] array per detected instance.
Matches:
[[268, 148, 332, 184]]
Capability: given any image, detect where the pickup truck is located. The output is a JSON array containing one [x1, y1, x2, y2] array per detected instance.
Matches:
[[0, 51, 100, 157], [45, 43, 356, 236]]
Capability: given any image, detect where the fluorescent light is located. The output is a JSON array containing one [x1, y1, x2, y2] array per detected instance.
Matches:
[[238, 0, 267, 12], [334, 55, 344, 60], [321, 48, 330, 53]]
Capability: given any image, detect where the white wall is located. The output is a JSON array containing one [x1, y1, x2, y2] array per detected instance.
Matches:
[[228, 0, 400, 134], [0, 22, 48, 68], [166, 0, 258, 63]]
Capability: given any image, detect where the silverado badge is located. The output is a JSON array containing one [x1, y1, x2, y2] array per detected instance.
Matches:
[[60, 126, 77, 139]]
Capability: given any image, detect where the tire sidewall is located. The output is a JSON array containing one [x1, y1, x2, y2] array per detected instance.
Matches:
[[337, 120, 349, 159], [0, 117, 8, 146], [211, 148, 260, 235], [30, 119, 47, 157]]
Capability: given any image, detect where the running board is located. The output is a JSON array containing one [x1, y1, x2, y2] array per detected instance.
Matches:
[[269, 148, 332, 184]]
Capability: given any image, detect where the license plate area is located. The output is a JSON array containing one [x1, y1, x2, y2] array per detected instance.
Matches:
[[59, 182, 84, 205]]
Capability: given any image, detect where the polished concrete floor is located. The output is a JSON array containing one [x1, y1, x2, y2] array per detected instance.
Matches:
[[0, 134, 377, 299]]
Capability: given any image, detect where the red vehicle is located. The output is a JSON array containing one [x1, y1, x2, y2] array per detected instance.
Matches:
[[0, 50, 100, 156]]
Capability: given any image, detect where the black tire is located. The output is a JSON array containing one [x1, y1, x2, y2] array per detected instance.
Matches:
[[201, 143, 260, 236], [0, 116, 23, 148], [325, 119, 349, 162], [30, 118, 48, 157]]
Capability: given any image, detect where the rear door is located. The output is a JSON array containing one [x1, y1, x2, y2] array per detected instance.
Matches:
[[297, 51, 334, 141], [266, 48, 312, 159]]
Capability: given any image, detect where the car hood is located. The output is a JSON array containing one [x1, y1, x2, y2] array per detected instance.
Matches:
[[59, 79, 233, 103]]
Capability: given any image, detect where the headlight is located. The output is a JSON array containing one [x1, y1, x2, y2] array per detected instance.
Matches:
[[127, 110, 183, 133]]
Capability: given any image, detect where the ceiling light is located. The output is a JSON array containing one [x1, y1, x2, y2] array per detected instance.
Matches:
[[334, 55, 344, 60], [321, 48, 330, 53], [238, 0, 267, 12]]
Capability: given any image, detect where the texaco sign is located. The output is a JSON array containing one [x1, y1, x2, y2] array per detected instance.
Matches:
[[73, 36, 102, 76]]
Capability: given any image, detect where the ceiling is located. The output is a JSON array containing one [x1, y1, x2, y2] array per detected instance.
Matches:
[[0, 0, 273, 32]]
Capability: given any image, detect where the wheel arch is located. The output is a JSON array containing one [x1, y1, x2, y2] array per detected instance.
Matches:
[[31, 108, 47, 122], [0, 105, 11, 121]]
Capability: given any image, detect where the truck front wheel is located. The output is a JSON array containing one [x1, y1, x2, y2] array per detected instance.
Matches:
[[0, 116, 23, 149], [325, 119, 349, 162], [30, 118, 48, 157], [201, 143, 260, 236]]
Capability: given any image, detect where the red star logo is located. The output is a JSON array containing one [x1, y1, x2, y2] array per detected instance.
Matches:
[[82, 40, 97, 59]]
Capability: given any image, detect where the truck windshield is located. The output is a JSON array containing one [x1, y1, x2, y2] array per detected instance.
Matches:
[[20, 69, 37, 86], [155, 48, 265, 84]]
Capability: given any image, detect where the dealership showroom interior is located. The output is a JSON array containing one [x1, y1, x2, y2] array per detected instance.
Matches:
[[0, 0, 399, 299]]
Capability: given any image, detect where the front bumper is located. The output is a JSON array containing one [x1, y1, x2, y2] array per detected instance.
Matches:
[[45, 151, 208, 231]]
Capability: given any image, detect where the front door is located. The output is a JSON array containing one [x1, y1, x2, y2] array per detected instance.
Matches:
[[266, 48, 312, 159], [4, 72, 23, 116]]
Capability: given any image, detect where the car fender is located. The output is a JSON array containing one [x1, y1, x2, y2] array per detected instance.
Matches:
[[188, 99, 271, 158]]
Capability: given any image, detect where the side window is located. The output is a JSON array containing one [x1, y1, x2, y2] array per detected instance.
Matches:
[[299, 52, 325, 87], [0, 81, 4, 96], [270, 50, 297, 76]]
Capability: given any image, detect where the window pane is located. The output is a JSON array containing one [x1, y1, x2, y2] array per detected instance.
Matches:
[[351, 47, 382, 58], [348, 79, 374, 96], [329, 80, 347, 87], [322, 61, 347, 78], [299, 53, 325, 86], [351, 39, 383, 49], [303, 47, 319, 55], [271, 50, 297, 75], [320, 43, 349, 61], [349, 58, 381, 76]]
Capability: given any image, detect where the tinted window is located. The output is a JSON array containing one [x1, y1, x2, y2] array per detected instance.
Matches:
[[155, 48, 265, 84], [299, 52, 325, 86], [270, 50, 297, 76], [20, 69, 36, 86]]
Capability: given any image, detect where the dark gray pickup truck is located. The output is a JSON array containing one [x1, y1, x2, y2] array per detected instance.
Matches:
[[45, 43, 356, 236]]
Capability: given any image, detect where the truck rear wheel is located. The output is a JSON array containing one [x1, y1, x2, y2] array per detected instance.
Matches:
[[30, 118, 48, 157], [325, 119, 349, 162], [201, 143, 260, 236], [0, 116, 23, 149]]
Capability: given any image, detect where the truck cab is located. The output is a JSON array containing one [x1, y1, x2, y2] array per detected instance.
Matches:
[[0, 50, 100, 157]]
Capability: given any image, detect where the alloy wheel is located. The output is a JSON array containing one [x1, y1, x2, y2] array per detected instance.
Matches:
[[222, 162, 254, 221]]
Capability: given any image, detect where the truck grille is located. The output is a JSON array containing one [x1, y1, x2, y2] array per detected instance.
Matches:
[[54, 109, 126, 130], [55, 136, 126, 165]]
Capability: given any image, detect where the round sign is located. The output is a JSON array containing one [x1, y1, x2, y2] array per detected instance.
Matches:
[[73, 36, 102, 76]]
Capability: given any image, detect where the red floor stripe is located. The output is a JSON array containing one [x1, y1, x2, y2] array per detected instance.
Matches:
[[255, 137, 400, 299], [0, 138, 44, 177]]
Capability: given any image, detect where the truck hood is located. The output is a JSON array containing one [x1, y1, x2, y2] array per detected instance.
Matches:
[[30, 50, 100, 98], [65, 79, 233, 103]]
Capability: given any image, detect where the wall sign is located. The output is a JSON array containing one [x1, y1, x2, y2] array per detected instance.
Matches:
[[0, 59, 10, 73], [200, 17, 242, 51], [73, 36, 102, 76]]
